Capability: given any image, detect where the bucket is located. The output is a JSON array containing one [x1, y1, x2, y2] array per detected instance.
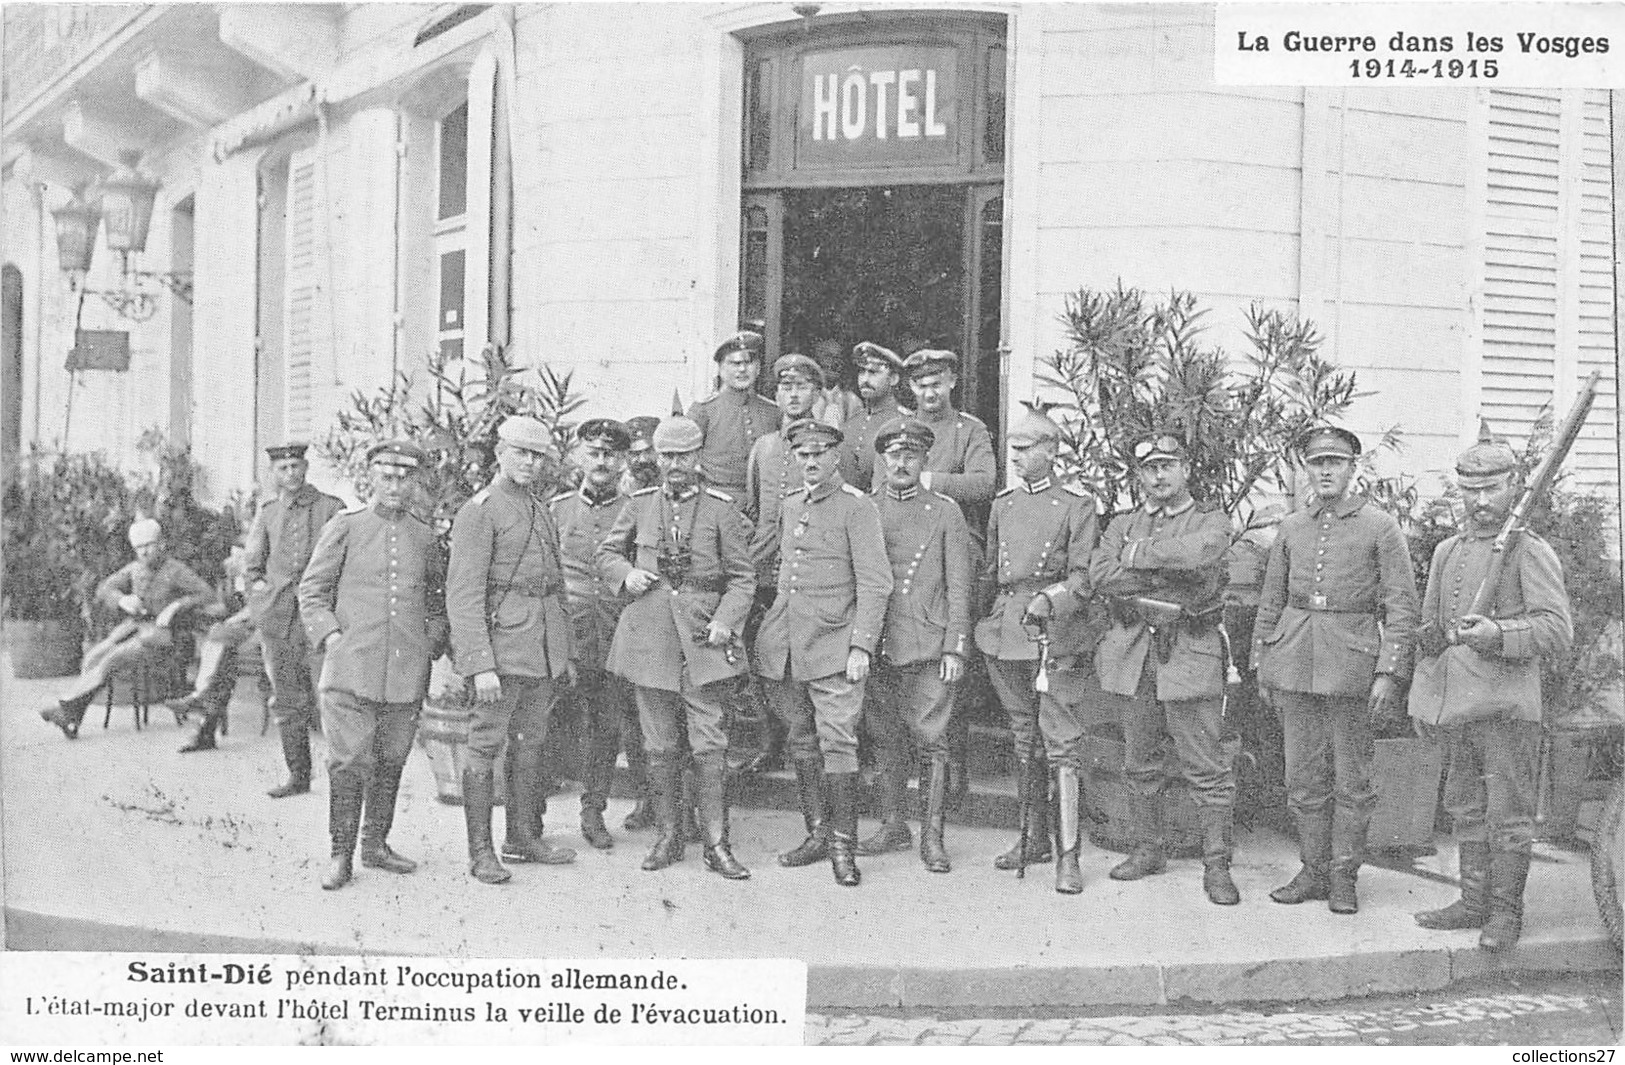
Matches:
[[417, 687, 507, 806]]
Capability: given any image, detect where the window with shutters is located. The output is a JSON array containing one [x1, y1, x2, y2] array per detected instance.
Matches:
[[283, 146, 322, 442], [1480, 88, 1617, 492], [435, 99, 469, 364]]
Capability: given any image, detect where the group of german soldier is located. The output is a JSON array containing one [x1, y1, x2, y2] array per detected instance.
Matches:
[[47, 329, 1571, 954]]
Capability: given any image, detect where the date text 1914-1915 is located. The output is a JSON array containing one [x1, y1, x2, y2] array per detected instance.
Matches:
[[1351, 57, 1498, 79]]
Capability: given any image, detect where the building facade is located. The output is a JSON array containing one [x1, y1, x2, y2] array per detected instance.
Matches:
[[3, 3, 1618, 501]]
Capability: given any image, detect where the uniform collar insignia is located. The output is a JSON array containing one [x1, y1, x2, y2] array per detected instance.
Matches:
[[1146, 494, 1196, 518], [580, 483, 620, 506], [1022, 476, 1051, 494], [886, 485, 919, 502], [664, 485, 699, 503], [805, 477, 845, 503]]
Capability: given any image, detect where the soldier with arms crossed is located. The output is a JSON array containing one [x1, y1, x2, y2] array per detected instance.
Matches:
[[1409, 427, 1572, 952], [298, 441, 448, 890], [1253, 426, 1419, 914]]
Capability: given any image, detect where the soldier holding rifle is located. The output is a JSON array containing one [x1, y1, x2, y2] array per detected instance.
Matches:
[[1410, 421, 1576, 952], [1091, 433, 1239, 906]]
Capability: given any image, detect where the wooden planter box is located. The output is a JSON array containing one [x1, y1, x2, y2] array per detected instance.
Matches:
[[1369, 737, 1445, 851], [1081, 728, 1204, 858]]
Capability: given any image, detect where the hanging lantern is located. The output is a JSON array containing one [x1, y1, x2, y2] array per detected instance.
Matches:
[[50, 185, 101, 276], [98, 149, 158, 254]]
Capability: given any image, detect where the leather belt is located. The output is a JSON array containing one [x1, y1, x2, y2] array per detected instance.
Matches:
[[493, 583, 562, 600], [1288, 593, 1375, 613]]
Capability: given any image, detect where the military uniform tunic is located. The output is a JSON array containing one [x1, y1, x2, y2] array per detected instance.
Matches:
[[244, 482, 345, 727], [688, 388, 781, 500], [598, 484, 755, 757], [914, 408, 997, 510], [298, 502, 448, 781], [60, 558, 214, 711], [1408, 529, 1572, 849], [1092, 497, 1235, 807], [867, 485, 973, 756], [744, 425, 802, 585], [447, 474, 573, 768], [754, 474, 893, 774], [1251, 494, 1420, 841], [974, 476, 1100, 766], [840, 400, 909, 492]]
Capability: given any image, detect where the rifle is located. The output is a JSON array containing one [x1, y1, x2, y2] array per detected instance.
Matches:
[[1464, 369, 1602, 621]]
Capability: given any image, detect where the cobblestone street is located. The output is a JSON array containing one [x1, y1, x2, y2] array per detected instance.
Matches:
[[805, 972, 1624, 1045]]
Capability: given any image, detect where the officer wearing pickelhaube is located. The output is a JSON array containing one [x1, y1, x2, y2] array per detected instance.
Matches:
[[1409, 424, 1572, 952], [688, 330, 781, 501], [975, 405, 1100, 894], [841, 341, 909, 492], [1253, 425, 1419, 915], [598, 415, 756, 880], [447, 415, 577, 885], [1091, 431, 1239, 905], [857, 417, 974, 874], [550, 417, 646, 851], [245, 441, 345, 798], [738, 352, 826, 775], [755, 419, 893, 887], [298, 440, 448, 890]]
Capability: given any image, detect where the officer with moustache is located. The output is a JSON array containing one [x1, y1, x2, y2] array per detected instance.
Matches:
[[550, 418, 647, 850], [598, 416, 756, 880], [1092, 433, 1239, 905], [841, 342, 909, 492], [688, 331, 781, 502], [1253, 426, 1418, 915], [738, 353, 825, 775], [975, 406, 1100, 894], [448, 416, 578, 885], [755, 420, 893, 887], [245, 442, 345, 798], [298, 441, 448, 890], [857, 418, 973, 874], [1409, 426, 1572, 952]]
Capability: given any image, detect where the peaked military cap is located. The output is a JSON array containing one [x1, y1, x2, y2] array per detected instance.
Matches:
[[652, 415, 704, 454], [577, 418, 632, 451], [496, 416, 555, 455], [851, 341, 903, 373], [624, 415, 660, 454], [713, 330, 766, 363], [874, 417, 934, 454], [1298, 425, 1362, 461], [773, 352, 825, 389], [1131, 432, 1188, 465], [1456, 419, 1519, 479], [901, 348, 960, 379], [367, 439, 427, 469], [787, 418, 844, 450], [265, 443, 309, 461]]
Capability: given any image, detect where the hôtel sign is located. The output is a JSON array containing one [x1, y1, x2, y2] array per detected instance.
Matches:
[[798, 45, 959, 169]]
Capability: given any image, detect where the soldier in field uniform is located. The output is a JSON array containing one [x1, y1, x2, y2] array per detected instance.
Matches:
[[298, 441, 448, 890], [975, 407, 1101, 894], [857, 418, 973, 874], [840, 342, 909, 492], [1408, 427, 1572, 952], [245, 442, 345, 798], [1091, 433, 1240, 906], [598, 416, 756, 880], [1252, 426, 1419, 915], [448, 416, 578, 885], [688, 331, 781, 502], [550, 418, 646, 850], [755, 419, 893, 887]]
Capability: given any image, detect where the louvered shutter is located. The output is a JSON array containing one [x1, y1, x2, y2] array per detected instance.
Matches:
[[1482, 89, 1617, 492], [284, 147, 320, 443]]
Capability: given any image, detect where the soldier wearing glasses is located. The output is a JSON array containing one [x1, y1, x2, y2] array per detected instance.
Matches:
[[448, 416, 578, 885], [857, 418, 973, 874], [688, 331, 781, 502], [755, 420, 893, 887], [598, 416, 756, 880], [551, 418, 647, 851], [1092, 433, 1239, 905], [1252, 426, 1419, 915], [1409, 427, 1572, 952], [298, 441, 448, 891], [975, 406, 1100, 894]]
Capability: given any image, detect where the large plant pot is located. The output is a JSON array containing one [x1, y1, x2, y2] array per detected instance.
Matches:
[[5, 618, 81, 679], [1082, 725, 1203, 857], [1369, 737, 1445, 850], [417, 689, 507, 806]]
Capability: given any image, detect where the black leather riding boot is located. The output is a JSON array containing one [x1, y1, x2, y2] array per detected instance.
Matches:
[[1054, 764, 1084, 895], [1416, 840, 1492, 930], [463, 768, 511, 884], [1478, 845, 1532, 952], [779, 758, 831, 867], [268, 722, 312, 798], [1200, 806, 1241, 906], [919, 754, 951, 873], [360, 758, 416, 873], [827, 771, 861, 887], [1271, 811, 1332, 904], [856, 748, 912, 856], [323, 771, 365, 890], [696, 752, 749, 880], [641, 754, 684, 871], [995, 756, 1055, 870]]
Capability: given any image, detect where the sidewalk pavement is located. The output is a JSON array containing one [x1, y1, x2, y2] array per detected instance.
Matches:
[[2, 661, 1617, 1010]]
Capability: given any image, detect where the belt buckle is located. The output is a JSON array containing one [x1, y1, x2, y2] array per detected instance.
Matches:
[[1310, 593, 1328, 611]]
